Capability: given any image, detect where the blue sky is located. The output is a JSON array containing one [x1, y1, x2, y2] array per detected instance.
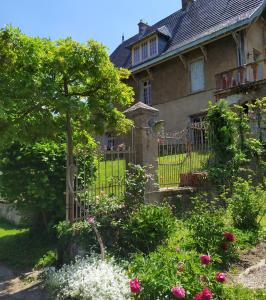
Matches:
[[0, 0, 181, 53]]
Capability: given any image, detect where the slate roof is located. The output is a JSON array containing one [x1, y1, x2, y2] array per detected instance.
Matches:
[[110, 0, 265, 71]]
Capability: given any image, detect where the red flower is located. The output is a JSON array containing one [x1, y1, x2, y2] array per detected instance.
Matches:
[[200, 255, 211, 265], [216, 272, 226, 283], [224, 232, 235, 242], [194, 288, 212, 300], [202, 287, 212, 300], [130, 278, 141, 294], [194, 292, 203, 300]]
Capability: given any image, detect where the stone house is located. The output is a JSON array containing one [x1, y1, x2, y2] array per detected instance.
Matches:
[[110, 0, 266, 133]]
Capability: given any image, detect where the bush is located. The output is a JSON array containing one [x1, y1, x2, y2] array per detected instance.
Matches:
[[129, 247, 226, 300], [228, 178, 265, 230], [124, 204, 176, 253], [0, 142, 66, 230], [185, 196, 238, 265], [125, 164, 149, 210], [45, 255, 131, 300]]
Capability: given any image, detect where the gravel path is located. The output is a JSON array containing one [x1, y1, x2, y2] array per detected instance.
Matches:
[[233, 242, 266, 290], [0, 264, 51, 300]]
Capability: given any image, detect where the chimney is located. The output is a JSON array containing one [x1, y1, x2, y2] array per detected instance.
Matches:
[[138, 19, 149, 35], [182, 0, 193, 11]]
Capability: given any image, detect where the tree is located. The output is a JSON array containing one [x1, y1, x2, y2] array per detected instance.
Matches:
[[0, 26, 134, 222]]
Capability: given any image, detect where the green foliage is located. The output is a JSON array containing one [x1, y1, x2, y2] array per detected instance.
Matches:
[[125, 164, 149, 209], [185, 195, 238, 265], [124, 204, 176, 253], [227, 178, 266, 230], [0, 142, 65, 230], [223, 285, 266, 300], [34, 250, 57, 270], [206, 100, 265, 185], [56, 220, 95, 249], [0, 26, 134, 145], [129, 247, 225, 300]]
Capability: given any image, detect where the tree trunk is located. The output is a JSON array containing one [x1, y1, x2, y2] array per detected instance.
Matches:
[[66, 112, 75, 222]]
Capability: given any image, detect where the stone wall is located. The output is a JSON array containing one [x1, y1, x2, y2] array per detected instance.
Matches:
[[0, 201, 22, 225]]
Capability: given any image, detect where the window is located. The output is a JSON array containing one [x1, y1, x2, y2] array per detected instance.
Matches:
[[142, 42, 148, 60], [190, 59, 205, 93], [132, 36, 158, 65], [141, 80, 152, 105], [150, 37, 157, 57], [133, 46, 140, 65]]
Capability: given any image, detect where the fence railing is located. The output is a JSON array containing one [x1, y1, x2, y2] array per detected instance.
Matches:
[[158, 122, 211, 188], [73, 141, 135, 221], [215, 59, 266, 91]]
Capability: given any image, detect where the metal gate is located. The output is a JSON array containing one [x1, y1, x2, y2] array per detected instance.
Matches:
[[72, 133, 136, 221], [158, 122, 211, 188]]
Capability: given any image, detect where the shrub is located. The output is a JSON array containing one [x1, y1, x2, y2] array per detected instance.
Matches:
[[0, 142, 66, 230], [124, 204, 176, 253], [125, 164, 149, 210], [129, 247, 226, 300], [227, 178, 265, 230], [34, 250, 57, 270], [185, 195, 238, 265], [45, 255, 131, 300]]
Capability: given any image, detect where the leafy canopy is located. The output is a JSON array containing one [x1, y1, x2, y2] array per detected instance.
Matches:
[[0, 25, 134, 146]]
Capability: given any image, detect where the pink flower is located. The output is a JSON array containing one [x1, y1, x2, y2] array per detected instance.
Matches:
[[171, 286, 186, 299], [216, 272, 226, 283], [193, 292, 203, 300], [87, 216, 95, 224], [130, 278, 141, 294], [200, 255, 211, 265], [202, 288, 212, 300], [224, 232, 235, 242]]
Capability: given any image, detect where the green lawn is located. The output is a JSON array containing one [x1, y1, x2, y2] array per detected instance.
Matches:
[[158, 151, 210, 187], [83, 151, 210, 198], [0, 218, 55, 270]]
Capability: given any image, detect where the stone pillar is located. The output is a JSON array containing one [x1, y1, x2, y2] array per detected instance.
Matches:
[[124, 102, 160, 195]]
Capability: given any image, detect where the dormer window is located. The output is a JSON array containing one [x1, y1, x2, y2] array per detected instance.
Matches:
[[132, 36, 158, 66]]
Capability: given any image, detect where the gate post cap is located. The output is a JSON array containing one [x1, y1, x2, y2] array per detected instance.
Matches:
[[124, 102, 159, 117]]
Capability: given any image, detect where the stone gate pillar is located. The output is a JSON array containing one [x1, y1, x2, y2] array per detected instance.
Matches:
[[124, 102, 160, 195]]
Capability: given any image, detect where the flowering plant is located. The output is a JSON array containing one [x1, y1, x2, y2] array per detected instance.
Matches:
[[171, 286, 186, 299], [130, 278, 141, 294], [45, 255, 131, 300]]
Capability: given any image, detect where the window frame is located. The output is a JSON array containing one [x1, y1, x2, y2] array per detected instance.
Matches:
[[132, 36, 158, 66], [189, 57, 205, 93], [140, 79, 152, 106]]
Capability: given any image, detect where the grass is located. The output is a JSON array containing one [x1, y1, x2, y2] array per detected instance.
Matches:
[[0, 218, 55, 270], [84, 151, 210, 197]]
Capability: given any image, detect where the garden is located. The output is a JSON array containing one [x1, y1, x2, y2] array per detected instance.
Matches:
[[0, 26, 265, 300]]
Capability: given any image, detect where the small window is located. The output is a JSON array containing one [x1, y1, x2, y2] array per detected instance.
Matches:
[[150, 37, 157, 57], [141, 42, 148, 60], [141, 80, 152, 105], [133, 46, 140, 65], [190, 59, 205, 93]]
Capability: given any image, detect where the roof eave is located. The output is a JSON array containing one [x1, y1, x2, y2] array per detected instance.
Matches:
[[130, 3, 266, 74]]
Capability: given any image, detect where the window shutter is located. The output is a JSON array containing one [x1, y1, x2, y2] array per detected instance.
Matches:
[[190, 59, 204, 92]]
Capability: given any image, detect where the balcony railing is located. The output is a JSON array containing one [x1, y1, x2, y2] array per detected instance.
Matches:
[[215, 60, 266, 92]]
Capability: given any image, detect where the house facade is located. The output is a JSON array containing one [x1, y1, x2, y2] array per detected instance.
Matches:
[[111, 0, 266, 132]]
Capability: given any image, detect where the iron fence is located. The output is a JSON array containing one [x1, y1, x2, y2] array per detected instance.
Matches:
[[158, 122, 212, 188], [73, 135, 135, 221]]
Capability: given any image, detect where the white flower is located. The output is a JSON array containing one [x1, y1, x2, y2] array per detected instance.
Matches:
[[45, 255, 131, 300]]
